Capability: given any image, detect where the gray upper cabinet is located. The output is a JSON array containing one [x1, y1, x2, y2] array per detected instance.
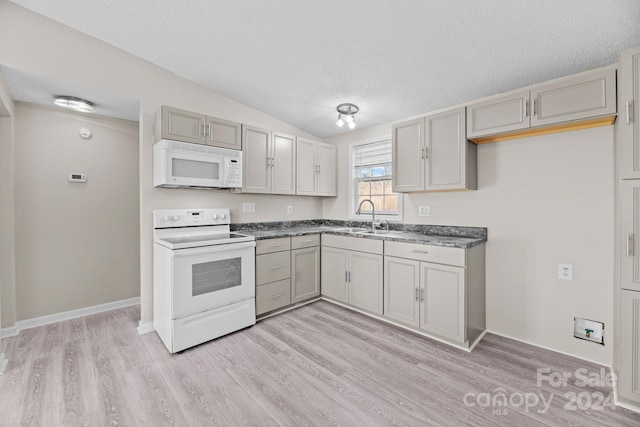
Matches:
[[467, 91, 530, 138], [242, 125, 272, 194], [467, 67, 616, 142], [241, 127, 296, 195], [206, 116, 242, 150], [620, 46, 640, 179], [157, 106, 207, 144], [296, 139, 336, 197], [392, 107, 476, 193], [531, 67, 616, 127], [156, 106, 241, 149]]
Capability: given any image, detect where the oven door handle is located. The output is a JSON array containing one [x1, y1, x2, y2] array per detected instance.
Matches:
[[170, 241, 256, 257]]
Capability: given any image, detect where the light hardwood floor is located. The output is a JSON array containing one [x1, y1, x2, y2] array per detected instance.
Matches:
[[0, 301, 638, 426]]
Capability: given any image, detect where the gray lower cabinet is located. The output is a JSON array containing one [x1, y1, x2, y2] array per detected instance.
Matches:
[[384, 241, 485, 347], [620, 290, 640, 405], [291, 235, 320, 303], [155, 105, 241, 149], [256, 235, 320, 317], [621, 180, 640, 292], [255, 237, 291, 316], [320, 235, 383, 314]]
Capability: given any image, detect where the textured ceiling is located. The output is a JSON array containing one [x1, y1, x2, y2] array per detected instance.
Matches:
[[7, 0, 640, 139]]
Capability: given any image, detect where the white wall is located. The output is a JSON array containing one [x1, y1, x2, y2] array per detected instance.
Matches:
[[325, 123, 614, 365], [13, 104, 140, 320], [0, 1, 323, 326]]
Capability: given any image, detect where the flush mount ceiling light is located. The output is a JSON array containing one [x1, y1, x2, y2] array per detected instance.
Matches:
[[53, 96, 95, 113], [336, 103, 359, 130]]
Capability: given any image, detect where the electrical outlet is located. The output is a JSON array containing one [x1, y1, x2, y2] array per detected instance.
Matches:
[[558, 263, 573, 280], [287, 205, 293, 215], [242, 202, 255, 213], [419, 206, 430, 217]]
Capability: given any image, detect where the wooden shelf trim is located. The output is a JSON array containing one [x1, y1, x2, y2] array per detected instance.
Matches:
[[468, 115, 616, 145]]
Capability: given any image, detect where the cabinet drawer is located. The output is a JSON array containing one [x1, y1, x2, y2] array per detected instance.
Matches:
[[321, 234, 383, 255], [256, 279, 291, 315], [384, 241, 465, 267], [256, 237, 291, 254], [256, 251, 291, 285], [291, 234, 320, 249]]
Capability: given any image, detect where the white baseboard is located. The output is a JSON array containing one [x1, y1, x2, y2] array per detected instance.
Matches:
[[0, 353, 7, 375], [0, 297, 140, 338], [486, 330, 609, 367], [137, 321, 154, 335]]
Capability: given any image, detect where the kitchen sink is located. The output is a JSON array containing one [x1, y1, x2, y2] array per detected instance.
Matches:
[[353, 229, 399, 235], [332, 227, 369, 233]]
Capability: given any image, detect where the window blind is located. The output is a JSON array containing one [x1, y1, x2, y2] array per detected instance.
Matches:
[[353, 140, 392, 167]]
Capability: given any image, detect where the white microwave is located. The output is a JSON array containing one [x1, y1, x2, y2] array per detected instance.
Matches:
[[153, 140, 243, 189]]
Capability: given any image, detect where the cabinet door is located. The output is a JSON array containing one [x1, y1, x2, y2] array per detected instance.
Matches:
[[317, 142, 337, 196], [161, 106, 206, 144], [206, 117, 241, 150], [392, 118, 424, 192], [620, 46, 640, 179], [621, 180, 640, 292], [349, 252, 383, 314], [620, 290, 640, 404], [242, 125, 271, 193], [531, 67, 616, 128], [320, 246, 348, 303], [296, 138, 318, 196], [384, 256, 420, 327], [466, 91, 530, 138], [272, 133, 296, 195], [291, 246, 320, 303], [425, 107, 473, 191], [419, 262, 466, 343]]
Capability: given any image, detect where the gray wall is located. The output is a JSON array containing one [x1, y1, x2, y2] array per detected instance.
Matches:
[[13, 104, 140, 320]]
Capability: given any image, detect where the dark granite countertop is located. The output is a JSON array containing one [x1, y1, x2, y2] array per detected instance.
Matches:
[[232, 220, 487, 249]]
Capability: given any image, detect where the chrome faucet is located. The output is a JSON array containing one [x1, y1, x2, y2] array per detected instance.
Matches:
[[356, 199, 377, 231]]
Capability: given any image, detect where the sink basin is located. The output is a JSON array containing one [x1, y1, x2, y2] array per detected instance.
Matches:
[[354, 229, 397, 235], [332, 227, 369, 233]]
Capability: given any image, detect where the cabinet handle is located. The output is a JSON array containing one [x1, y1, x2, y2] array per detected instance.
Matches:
[[345, 271, 348, 283], [269, 265, 284, 270], [627, 100, 633, 125], [207, 123, 211, 137], [627, 234, 634, 257], [424, 147, 429, 158], [269, 244, 283, 247], [292, 271, 296, 284], [533, 98, 537, 116], [270, 293, 284, 299], [201, 122, 207, 138], [412, 249, 429, 254], [420, 288, 424, 302], [524, 100, 529, 117], [421, 147, 426, 159], [302, 239, 315, 243], [415, 287, 419, 302], [348, 271, 351, 282]]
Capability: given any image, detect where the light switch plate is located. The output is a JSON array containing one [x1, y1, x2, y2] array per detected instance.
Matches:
[[242, 202, 255, 213], [287, 205, 293, 215], [574, 317, 604, 345], [419, 206, 430, 217]]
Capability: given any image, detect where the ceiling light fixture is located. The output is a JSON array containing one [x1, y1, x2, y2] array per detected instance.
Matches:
[[53, 96, 95, 113], [336, 103, 359, 130]]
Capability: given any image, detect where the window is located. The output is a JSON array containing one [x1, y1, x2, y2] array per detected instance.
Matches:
[[350, 139, 402, 220]]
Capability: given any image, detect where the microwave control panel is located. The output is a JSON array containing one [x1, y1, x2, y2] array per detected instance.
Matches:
[[227, 159, 242, 187]]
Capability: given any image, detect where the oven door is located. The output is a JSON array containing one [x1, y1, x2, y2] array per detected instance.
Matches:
[[171, 241, 255, 319], [166, 150, 226, 188]]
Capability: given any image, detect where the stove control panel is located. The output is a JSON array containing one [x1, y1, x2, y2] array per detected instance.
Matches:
[[154, 208, 231, 228]]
